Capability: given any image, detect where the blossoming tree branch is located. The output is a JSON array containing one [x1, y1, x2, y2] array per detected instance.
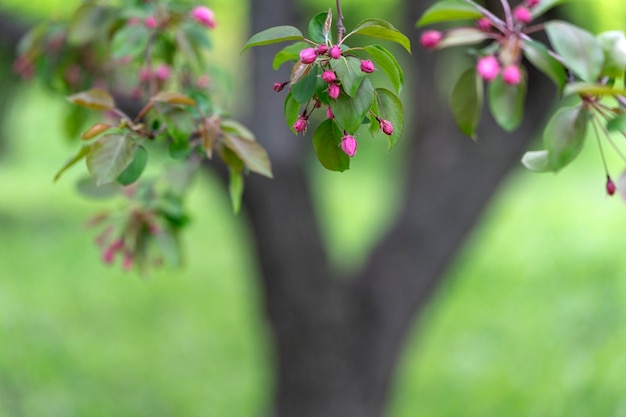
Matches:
[[12, 0, 626, 272]]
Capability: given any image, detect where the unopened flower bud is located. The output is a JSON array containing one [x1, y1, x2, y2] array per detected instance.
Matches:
[[329, 45, 341, 59], [322, 70, 337, 83], [139, 67, 152, 82], [502, 65, 522, 85], [197, 75, 211, 88], [155, 64, 171, 81], [420, 30, 443, 50], [513, 5, 532, 24], [300, 48, 317, 64], [328, 83, 340, 99], [477, 17, 492, 31], [102, 247, 116, 265], [341, 134, 358, 157], [607, 176, 617, 196], [317, 44, 328, 55], [360, 59, 375, 73], [326, 106, 334, 119], [380, 119, 393, 135], [477, 56, 500, 81], [274, 82, 286, 92], [293, 115, 308, 133], [127, 17, 140, 26], [144, 16, 158, 29], [191, 6, 216, 29], [122, 253, 134, 271]]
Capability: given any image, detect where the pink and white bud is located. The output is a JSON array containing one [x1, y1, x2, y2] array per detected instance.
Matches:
[[326, 106, 334, 119], [502, 65, 522, 85], [341, 134, 358, 157], [360, 59, 375, 73], [155, 64, 171, 81], [300, 48, 317, 64], [144, 16, 158, 29], [329, 45, 341, 59], [322, 70, 337, 83], [476, 56, 500, 81], [328, 83, 340, 99], [317, 44, 328, 55], [525, 0, 540, 8], [293, 115, 308, 133], [191, 6, 216, 29], [607, 177, 617, 196], [380, 119, 393, 135], [420, 30, 443, 50], [513, 5, 532, 24], [477, 18, 492, 31]]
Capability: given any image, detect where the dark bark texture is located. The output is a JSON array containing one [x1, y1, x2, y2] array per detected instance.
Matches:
[[0, 0, 557, 415]]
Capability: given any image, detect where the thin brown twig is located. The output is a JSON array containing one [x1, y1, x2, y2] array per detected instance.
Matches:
[[336, 0, 346, 44]]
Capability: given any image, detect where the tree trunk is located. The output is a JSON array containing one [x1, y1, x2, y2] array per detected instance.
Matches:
[[244, 0, 557, 416]]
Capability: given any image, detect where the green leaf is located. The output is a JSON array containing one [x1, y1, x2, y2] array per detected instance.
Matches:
[[488, 71, 527, 132], [117, 145, 148, 185], [241, 26, 305, 53], [291, 64, 319, 104], [76, 176, 121, 199], [521, 150, 552, 172], [284, 92, 301, 133], [313, 119, 350, 172], [111, 24, 150, 60], [53, 146, 89, 182], [543, 105, 588, 171], [272, 42, 309, 70], [331, 55, 367, 97], [67, 89, 115, 111], [450, 67, 483, 139], [363, 45, 404, 94], [563, 82, 626, 97], [168, 140, 192, 161], [330, 77, 375, 133], [607, 114, 626, 132], [417, 0, 482, 27], [597, 31, 626, 78], [436, 27, 489, 49], [67, 2, 111, 46], [346, 18, 411, 53], [228, 168, 244, 214], [373, 88, 404, 150], [532, 0, 572, 18], [151, 92, 197, 106], [546, 21, 604, 82], [221, 120, 255, 141], [308, 11, 329, 44], [522, 39, 567, 89], [222, 134, 273, 178], [86, 134, 135, 186]]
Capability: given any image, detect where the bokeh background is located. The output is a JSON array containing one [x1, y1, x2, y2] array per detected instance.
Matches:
[[1, 0, 626, 416]]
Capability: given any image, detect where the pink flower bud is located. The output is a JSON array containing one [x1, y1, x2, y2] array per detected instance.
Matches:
[[607, 177, 616, 196], [477, 17, 492, 31], [513, 5, 532, 24], [328, 83, 340, 99], [197, 75, 211, 88], [525, 0, 540, 7], [102, 247, 116, 265], [379, 119, 393, 135], [360, 59, 375, 73], [317, 44, 328, 55], [138, 67, 152, 82], [476, 56, 500, 81], [128, 17, 140, 26], [420, 30, 443, 50], [109, 239, 125, 252], [273, 82, 285, 92], [144, 16, 158, 29], [502, 65, 522, 85], [122, 253, 134, 271], [329, 45, 341, 59], [293, 115, 308, 133], [155, 64, 171, 81], [340, 134, 358, 157], [300, 48, 317, 64], [191, 6, 216, 29], [322, 70, 337, 83], [326, 106, 334, 119]]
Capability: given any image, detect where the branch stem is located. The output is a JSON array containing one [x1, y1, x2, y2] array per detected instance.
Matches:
[[336, 0, 345, 44]]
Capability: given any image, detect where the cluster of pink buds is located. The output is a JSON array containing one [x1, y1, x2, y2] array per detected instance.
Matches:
[[137, 64, 172, 84], [100, 237, 135, 271], [476, 56, 522, 85]]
